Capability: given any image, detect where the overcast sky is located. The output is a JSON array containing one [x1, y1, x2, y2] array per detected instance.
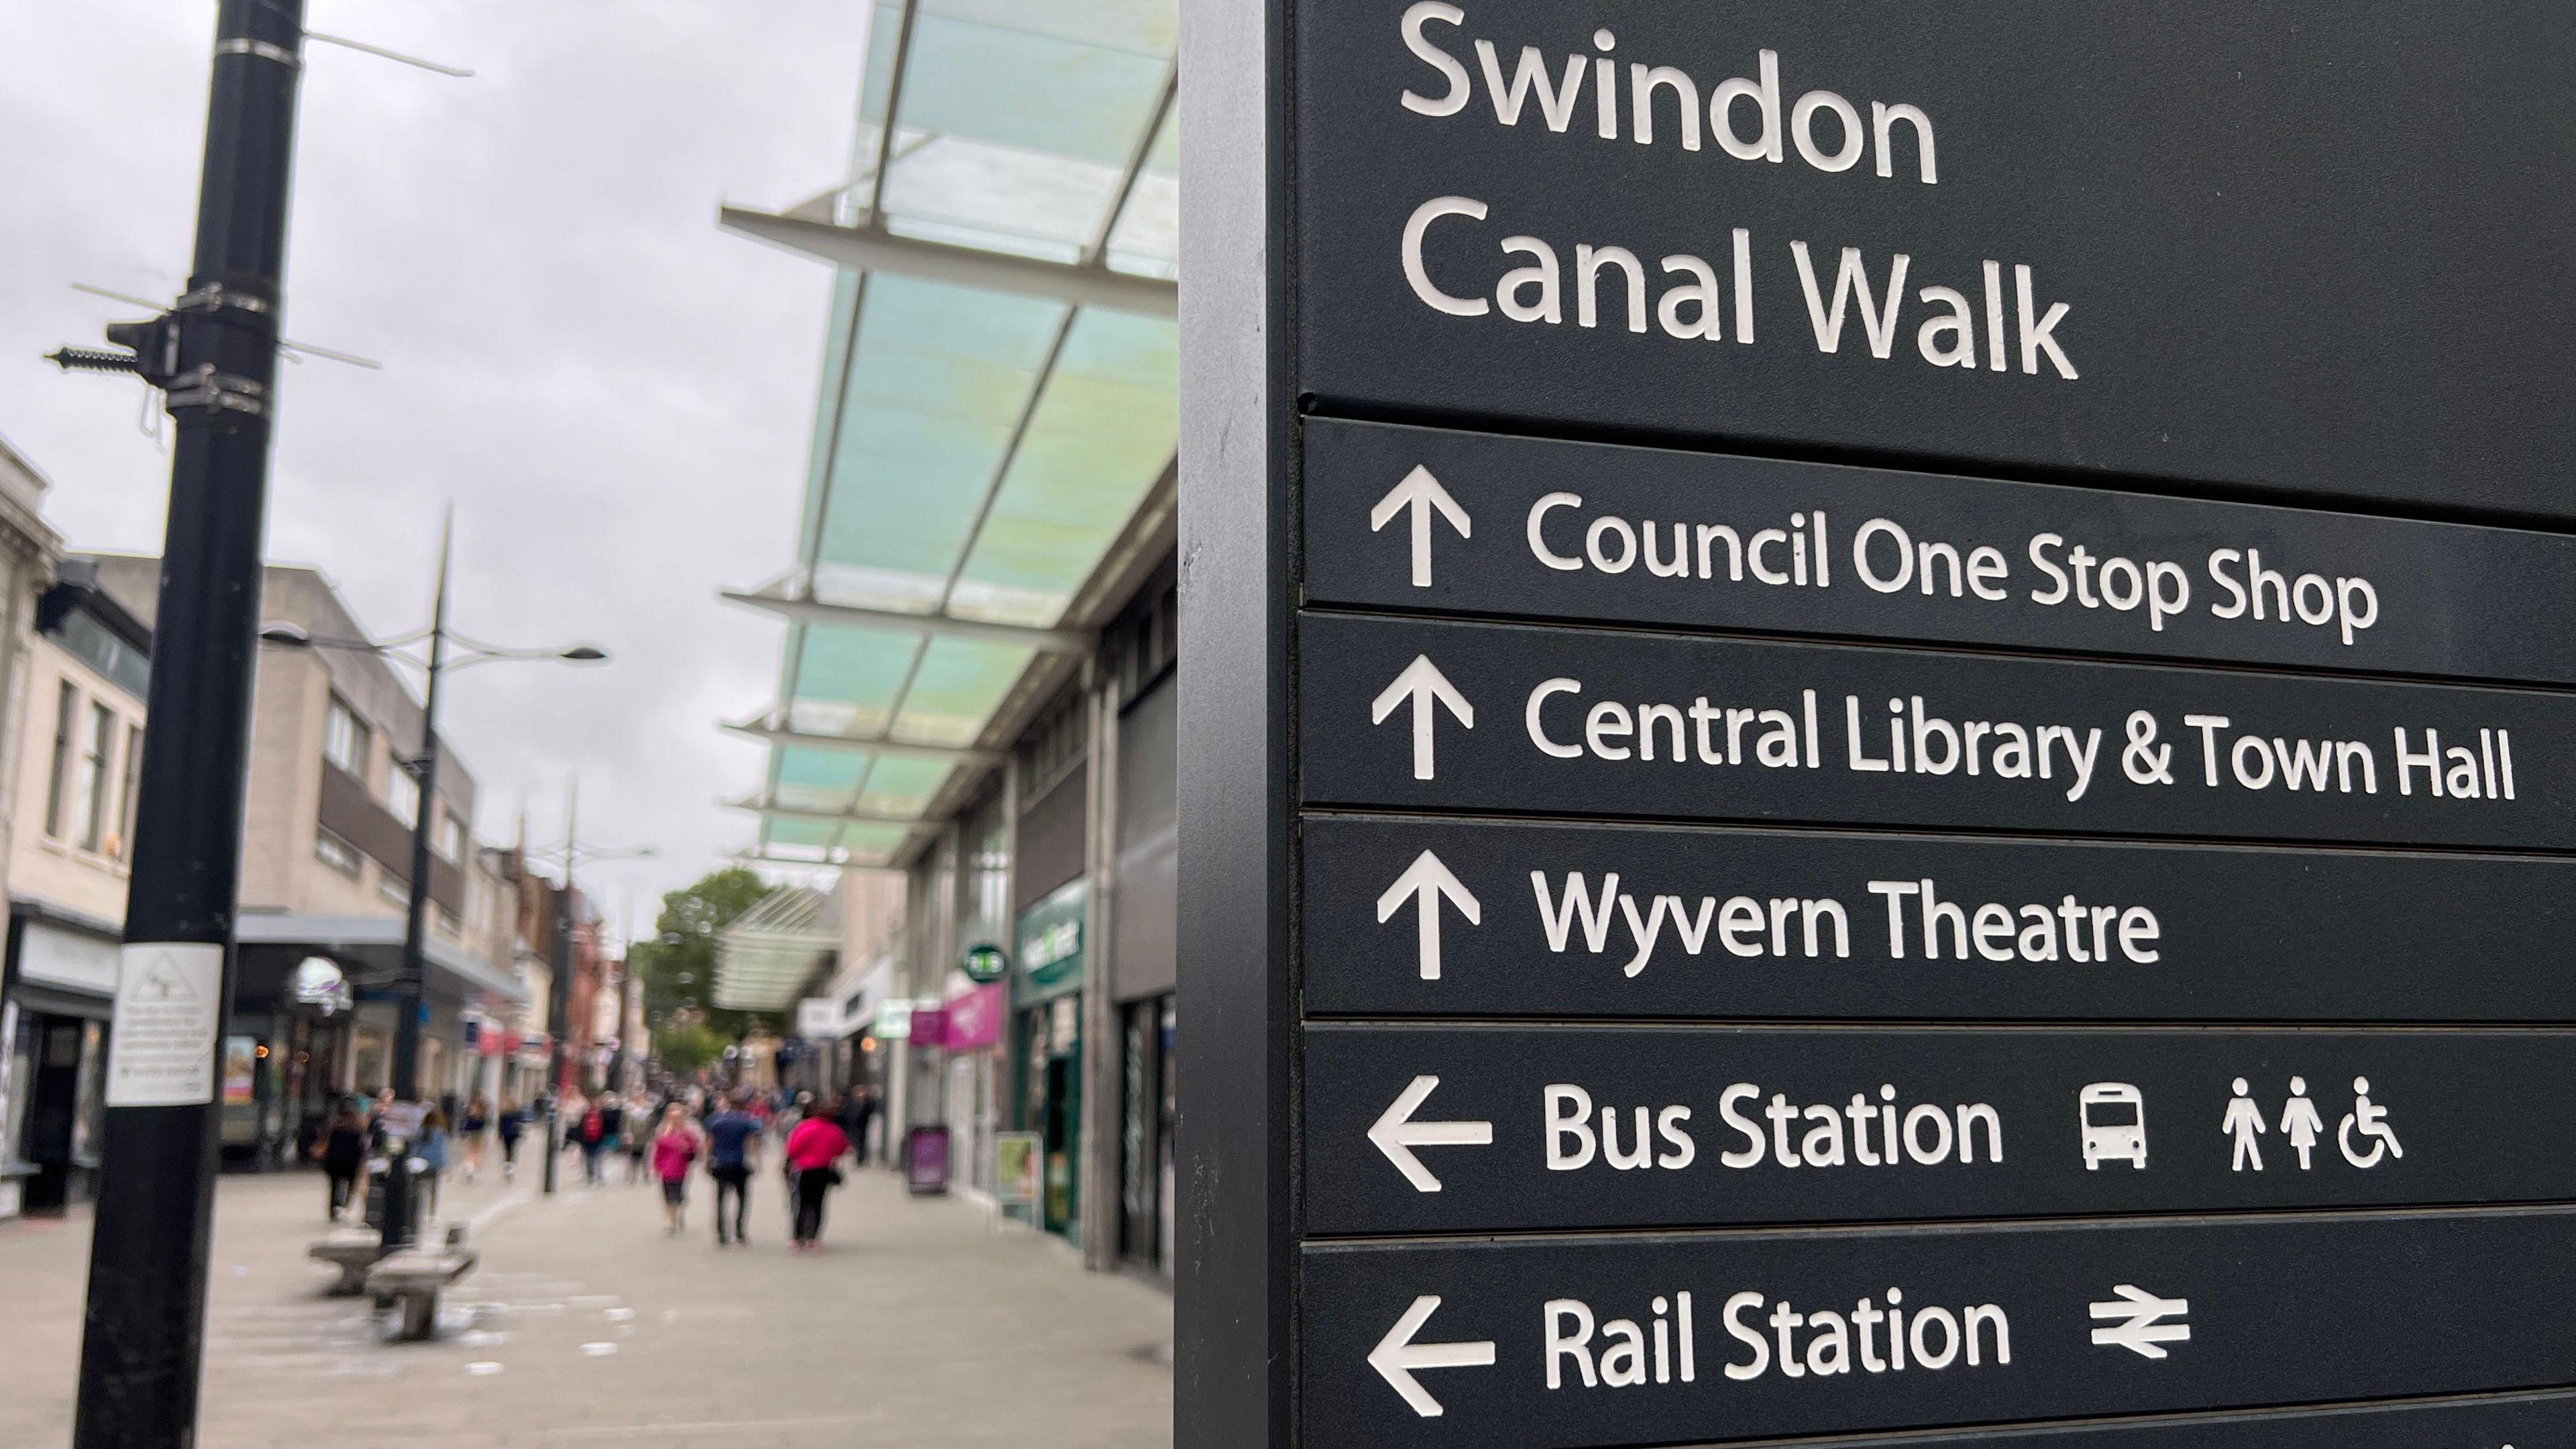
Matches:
[[0, 1, 875, 938]]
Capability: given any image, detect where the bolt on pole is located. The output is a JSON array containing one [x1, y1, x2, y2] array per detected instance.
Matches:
[[70, 3, 305, 1446]]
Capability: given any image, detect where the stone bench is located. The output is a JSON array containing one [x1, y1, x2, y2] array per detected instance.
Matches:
[[365, 1227, 479, 1342], [305, 1228, 386, 1296]]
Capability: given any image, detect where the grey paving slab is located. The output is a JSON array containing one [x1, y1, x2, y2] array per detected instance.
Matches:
[[0, 1160, 1171, 1448]]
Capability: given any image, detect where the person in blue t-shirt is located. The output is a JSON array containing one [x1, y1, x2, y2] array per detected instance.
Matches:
[[702, 1094, 763, 1246]]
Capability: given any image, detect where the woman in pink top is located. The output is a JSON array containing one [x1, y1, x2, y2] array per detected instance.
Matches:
[[649, 1105, 702, 1238], [783, 1097, 852, 1251]]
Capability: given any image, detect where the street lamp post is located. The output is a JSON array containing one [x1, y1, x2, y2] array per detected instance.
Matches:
[[260, 513, 604, 1252], [518, 784, 653, 1196]]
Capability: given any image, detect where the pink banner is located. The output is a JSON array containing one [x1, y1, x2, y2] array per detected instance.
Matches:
[[942, 983, 1005, 1051]]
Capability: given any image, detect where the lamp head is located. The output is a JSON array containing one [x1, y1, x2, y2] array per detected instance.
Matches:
[[258, 623, 313, 649]]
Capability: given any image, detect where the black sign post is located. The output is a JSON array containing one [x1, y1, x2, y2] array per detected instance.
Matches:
[[1177, 3, 2576, 1448]]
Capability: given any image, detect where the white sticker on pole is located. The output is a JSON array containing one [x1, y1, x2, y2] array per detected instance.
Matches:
[[104, 943, 223, 1108]]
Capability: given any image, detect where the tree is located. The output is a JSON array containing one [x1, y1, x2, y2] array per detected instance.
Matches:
[[630, 866, 773, 1040], [653, 1019, 725, 1077]]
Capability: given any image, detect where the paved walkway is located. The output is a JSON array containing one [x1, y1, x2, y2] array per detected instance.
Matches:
[[0, 1160, 1172, 1448]]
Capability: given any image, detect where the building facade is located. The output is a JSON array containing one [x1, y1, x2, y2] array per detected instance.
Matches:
[[0, 450, 85, 1220], [85, 555, 525, 1166]]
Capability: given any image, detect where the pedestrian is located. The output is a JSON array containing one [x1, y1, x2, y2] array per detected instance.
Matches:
[[650, 1104, 703, 1236], [784, 1093, 853, 1251], [496, 1095, 525, 1183], [415, 1107, 451, 1220], [841, 1087, 879, 1168], [625, 1093, 653, 1185], [574, 1097, 609, 1186], [462, 1092, 491, 1185], [596, 1093, 626, 1182], [703, 1092, 762, 1246], [317, 1101, 367, 1222]]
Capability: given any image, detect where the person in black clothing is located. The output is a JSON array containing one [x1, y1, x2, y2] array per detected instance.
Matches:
[[317, 1102, 368, 1222], [840, 1088, 879, 1167], [496, 1095, 525, 1183]]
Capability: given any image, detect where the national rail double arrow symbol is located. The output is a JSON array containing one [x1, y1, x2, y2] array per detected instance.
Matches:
[[1369, 1294, 1497, 1417], [1368, 1075, 1494, 1192], [1376, 849, 1479, 980], [1371, 655, 1473, 780], [2089, 1283, 2192, 1359], [1371, 464, 1472, 587]]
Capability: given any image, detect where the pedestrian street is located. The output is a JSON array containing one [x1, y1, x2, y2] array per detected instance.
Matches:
[[0, 1165, 1172, 1448]]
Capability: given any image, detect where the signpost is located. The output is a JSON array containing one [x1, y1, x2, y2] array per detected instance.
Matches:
[[1177, 3, 2576, 1448]]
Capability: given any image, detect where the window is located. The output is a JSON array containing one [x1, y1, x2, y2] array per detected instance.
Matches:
[[117, 724, 143, 860], [76, 703, 113, 851], [315, 830, 362, 877], [378, 873, 412, 910], [43, 682, 74, 838], [324, 697, 368, 775], [435, 811, 462, 861], [384, 763, 419, 828]]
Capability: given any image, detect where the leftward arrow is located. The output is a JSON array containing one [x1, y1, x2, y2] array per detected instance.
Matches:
[[1371, 655, 1473, 782], [1368, 1075, 1493, 1193], [1370, 464, 1472, 588], [1369, 1294, 1497, 1417], [1376, 849, 1480, 980]]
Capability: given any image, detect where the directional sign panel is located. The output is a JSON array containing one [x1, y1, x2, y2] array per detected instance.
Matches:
[[1184, 7, 2576, 1449], [1301, 1208, 2576, 1449], [1306, 419, 2576, 687], [1305, 1026, 2572, 1234], [1299, 612, 2576, 849], [1301, 816, 2576, 1022], [1292, 0, 2576, 521]]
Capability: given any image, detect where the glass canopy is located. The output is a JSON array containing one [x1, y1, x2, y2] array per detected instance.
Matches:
[[733, 0, 1179, 868]]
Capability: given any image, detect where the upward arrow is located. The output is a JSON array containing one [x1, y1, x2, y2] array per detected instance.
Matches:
[[1370, 464, 1472, 588], [1377, 849, 1479, 980], [1371, 655, 1473, 782]]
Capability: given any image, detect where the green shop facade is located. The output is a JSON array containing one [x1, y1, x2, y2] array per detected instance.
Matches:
[[1014, 877, 1087, 1239]]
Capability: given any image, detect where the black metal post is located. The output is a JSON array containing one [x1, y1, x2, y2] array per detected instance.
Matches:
[[72, 3, 304, 1444], [379, 518, 451, 1251], [542, 784, 576, 1194]]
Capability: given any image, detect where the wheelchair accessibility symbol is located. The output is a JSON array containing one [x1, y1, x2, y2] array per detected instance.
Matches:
[[2337, 1076, 2404, 1168]]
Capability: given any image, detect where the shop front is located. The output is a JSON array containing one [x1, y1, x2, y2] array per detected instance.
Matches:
[[229, 913, 527, 1167], [0, 909, 121, 1216], [1012, 879, 1087, 1241]]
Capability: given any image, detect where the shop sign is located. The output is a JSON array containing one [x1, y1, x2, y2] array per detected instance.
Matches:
[[1014, 879, 1087, 1004], [961, 941, 1008, 984], [941, 983, 1005, 1051], [221, 1037, 258, 1106], [18, 920, 120, 997], [994, 1130, 1041, 1208], [908, 1007, 948, 1046], [796, 997, 839, 1039], [871, 998, 916, 1040]]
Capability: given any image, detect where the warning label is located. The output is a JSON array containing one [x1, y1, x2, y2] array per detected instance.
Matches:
[[104, 943, 223, 1108]]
